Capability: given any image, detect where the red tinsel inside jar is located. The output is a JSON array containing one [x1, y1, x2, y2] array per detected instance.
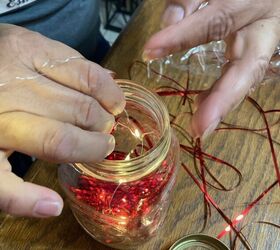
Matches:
[[70, 159, 175, 219], [69, 108, 177, 231]]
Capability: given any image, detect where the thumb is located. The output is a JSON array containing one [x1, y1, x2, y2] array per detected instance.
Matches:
[[0, 150, 63, 217]]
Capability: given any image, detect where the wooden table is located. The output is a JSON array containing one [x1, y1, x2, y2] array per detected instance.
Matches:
[[1, 0, 280, 249]]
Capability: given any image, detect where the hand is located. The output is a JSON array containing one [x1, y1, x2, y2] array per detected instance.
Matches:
[[0, 24, 125, 217], [144, 0, 280, 138]]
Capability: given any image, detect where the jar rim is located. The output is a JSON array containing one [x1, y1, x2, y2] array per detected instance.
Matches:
[[74, 79, 171, 182], [104, 79, 170, 162]]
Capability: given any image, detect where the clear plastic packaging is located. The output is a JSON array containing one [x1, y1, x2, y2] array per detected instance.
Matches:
[[146, 40, 280, 81]]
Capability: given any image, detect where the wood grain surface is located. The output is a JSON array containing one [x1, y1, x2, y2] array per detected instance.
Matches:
[[1, 0, 280, 249]]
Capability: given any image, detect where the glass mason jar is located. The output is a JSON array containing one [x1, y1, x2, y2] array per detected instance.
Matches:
[[58, 80, 180, 249]]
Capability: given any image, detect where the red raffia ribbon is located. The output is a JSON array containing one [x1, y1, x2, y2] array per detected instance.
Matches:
[[128, 59, 280, 250]]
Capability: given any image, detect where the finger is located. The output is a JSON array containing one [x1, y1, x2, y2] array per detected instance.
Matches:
[[190, 20, 280, 139], [0, 146, 60, 218], [0, 150, 12, 171], [0, 112, 115, 163], [143, 1, 263, 60], [0, 149, 13, 158], [0, 170, 63, 217], [31, 40, 125, 115], [162, 0, 205, 28], [1, 74, 115, 133]]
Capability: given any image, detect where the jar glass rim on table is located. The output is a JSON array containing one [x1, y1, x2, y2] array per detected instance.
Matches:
[[58, 80, 180, 249]]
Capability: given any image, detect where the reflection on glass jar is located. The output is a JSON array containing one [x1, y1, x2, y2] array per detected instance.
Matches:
[[58, 80, 180, 249]]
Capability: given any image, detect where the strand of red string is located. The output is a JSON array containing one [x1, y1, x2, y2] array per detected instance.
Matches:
[[129, 59, 280, 249]]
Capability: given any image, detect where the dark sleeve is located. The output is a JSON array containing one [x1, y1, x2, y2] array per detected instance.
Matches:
[[0, 0, 101, 54]]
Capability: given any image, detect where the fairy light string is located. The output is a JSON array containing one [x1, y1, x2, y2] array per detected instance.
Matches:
[[68, 99, 180, 244], [0, 55, 85, 86]]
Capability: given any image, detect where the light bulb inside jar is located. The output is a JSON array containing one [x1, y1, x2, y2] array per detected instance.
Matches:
[[106, 102, 161, 161]]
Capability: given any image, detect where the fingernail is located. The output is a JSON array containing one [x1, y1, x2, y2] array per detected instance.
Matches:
[[33, 200, 63, 217], [114, 99, 126, 115], [105, 69, 117, 79], [142, 49, 164, 61], [162, 4, 185, 28], [202, 118, 220, 140], [106, 135, 115, 156], [103, 116, 115, 133]]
